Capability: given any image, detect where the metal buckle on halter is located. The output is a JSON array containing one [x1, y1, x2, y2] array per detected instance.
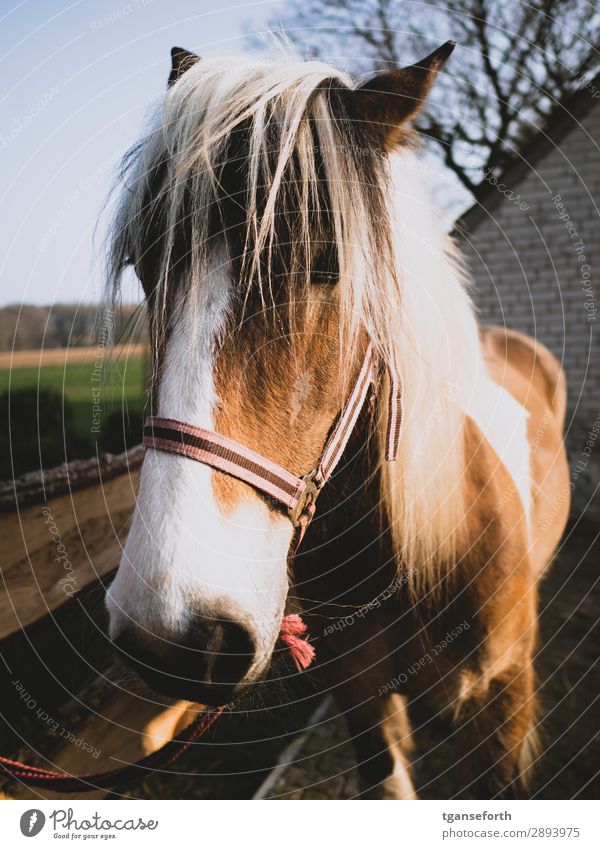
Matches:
[[288, 470, 320, 527]]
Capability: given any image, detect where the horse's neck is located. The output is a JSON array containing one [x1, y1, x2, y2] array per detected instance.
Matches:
[[296, 404, 396, 602]]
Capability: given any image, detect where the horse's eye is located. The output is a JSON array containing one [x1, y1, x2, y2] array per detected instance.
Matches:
[[311, 242, 338, 284], [311, 271, 338, 285]]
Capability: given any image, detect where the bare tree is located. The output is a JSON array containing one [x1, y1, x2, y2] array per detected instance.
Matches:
[[258, 0, 600, 197]]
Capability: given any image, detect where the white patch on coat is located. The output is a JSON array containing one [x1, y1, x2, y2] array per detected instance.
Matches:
[[106, 262, 293, 676], [463, 375, 532, 528]]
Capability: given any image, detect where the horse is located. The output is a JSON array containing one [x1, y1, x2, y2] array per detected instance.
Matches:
[[104, 42, 570, 799]]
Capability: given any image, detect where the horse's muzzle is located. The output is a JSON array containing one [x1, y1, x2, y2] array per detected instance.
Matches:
[[112, 607, 258, 706]]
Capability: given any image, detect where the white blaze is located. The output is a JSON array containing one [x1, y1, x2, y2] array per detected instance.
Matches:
[[106, 262, 293, 675]]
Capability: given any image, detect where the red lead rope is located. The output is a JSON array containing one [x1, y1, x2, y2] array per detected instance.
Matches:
[[0, 618, 314, 792], [0, 708, 224, 792], [0, 617, 314, 793], [1, 345, 401, 792]]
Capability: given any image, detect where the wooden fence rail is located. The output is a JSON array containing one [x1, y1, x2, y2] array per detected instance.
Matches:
[[0, 446, 199, 800]]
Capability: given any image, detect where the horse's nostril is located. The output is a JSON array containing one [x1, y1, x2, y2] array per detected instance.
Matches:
[[112, 608, 258, 705], [209, 617, 256, 685]]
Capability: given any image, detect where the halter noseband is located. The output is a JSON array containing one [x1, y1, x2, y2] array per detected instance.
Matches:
[[143, 343, 402, 544]]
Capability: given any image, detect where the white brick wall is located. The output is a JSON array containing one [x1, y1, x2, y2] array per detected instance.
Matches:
[[459, 97, 600, 517]]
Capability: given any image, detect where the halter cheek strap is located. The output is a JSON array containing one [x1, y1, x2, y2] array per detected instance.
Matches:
[[143, 343, 402, 541]]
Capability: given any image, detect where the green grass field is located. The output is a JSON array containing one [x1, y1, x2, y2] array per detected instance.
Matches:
[[0, 357, 147, 433], [0, 354, 148, 478]]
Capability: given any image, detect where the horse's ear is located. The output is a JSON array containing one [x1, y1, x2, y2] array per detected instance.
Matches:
[[168, 46, 200, 87], [352, 41, 455, 150]]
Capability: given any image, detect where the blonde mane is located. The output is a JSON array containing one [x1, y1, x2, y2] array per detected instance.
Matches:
[[107, 52, 482, 585], [382, 155, 482, 585]]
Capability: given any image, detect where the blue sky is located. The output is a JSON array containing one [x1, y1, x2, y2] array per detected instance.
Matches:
[[0, 0, 282, 306]]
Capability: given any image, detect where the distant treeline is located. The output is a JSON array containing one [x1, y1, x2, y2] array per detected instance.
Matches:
[[0, 303, 147, 351]]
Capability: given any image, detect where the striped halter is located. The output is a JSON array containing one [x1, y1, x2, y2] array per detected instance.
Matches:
[[143, 343, 402, 545]]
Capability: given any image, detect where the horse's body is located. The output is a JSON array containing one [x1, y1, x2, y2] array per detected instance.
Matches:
[[105, 45, 570, 798], [299, 324, 569, 798]]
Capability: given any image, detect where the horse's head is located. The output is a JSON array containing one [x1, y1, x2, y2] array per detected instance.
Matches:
[[105, 43, 453, 705]]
